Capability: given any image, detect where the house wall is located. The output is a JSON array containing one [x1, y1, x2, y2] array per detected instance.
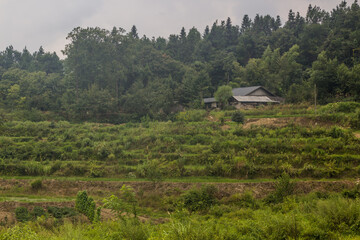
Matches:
[[205, 102, 218, 109], [234, 102, 258, 110], [249, 88, 270, 96], [211, 102, 218, 108]]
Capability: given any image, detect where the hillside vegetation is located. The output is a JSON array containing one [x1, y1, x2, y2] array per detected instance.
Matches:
[[1, 103, 359, 181]]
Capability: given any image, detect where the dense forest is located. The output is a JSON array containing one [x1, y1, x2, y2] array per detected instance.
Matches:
[[1, 0, 360, 123]]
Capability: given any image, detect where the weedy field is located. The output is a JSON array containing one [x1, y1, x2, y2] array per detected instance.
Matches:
[[0, 102, 360, 239]]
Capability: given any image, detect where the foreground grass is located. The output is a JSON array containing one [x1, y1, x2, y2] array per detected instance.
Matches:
[[3, 192, 360, 240]]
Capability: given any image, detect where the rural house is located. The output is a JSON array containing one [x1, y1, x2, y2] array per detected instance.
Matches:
[[204, 86, 282, 109]]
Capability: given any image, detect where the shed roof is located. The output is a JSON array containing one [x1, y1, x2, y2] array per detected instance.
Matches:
[[232, 86, 274, 96], [203, 97, 217, 104], [233, 96, 279, 103]]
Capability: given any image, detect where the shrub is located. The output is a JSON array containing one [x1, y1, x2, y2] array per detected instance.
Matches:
[[209, 205, 232, 218], [265, 173, 295, 204], [0, 225, 39, 240], [233, 127, 246, 136], [232, 111, 245, 124], [315, 197, 360, 232], [49, 161, 62, 175], [137, 160, 164, 187], [183, 185, 218, 213], [342, 188, 360, 199], [111, 218, 149, 240], [320, 102, 360, 114], [75, 191, 99, 222], [32, 206, 46, 218], [223, 192, 259, 209], [15, 207, 31, 222], [30, 179, 42, 191], [47, 206, 77, 219], [47, 207, 63, 219], [176, 110, 207, 122], [328, 126, 345, 138], [351, 109, 360, 129], [89, 162, 105, 178], [103, 185, 138, 219], [23, 162, 45, 176]]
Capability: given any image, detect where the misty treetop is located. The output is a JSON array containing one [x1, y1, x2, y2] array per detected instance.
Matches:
[[0, 0, 360, 122]]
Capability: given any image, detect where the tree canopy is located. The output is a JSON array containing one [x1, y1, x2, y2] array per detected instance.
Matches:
[[0, 0, 360, 122]]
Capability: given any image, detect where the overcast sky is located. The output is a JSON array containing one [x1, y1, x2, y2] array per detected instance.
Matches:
[[0, 0, 344, 58]]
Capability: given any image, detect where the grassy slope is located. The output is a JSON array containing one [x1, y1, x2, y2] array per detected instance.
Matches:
[[0, 103, 359, 181], [0, 103, 360, 239]]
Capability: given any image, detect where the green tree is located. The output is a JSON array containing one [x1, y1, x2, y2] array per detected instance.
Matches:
[[241, 15, 252, 33], [138, 159, 164, 188], [75, 191, 100, 222], [279, 45, 303, 93], [130, 25, 139, 39], [310, 51, 340, 103], [306, 4, 328, 24], [103, 185, 138, 219], [214, 85, 232, 109]]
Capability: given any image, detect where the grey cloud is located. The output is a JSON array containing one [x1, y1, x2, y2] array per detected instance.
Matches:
[[0, 0, 103, 52]]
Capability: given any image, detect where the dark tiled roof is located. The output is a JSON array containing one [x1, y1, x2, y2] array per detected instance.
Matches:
[[232, 86, 263, 96]]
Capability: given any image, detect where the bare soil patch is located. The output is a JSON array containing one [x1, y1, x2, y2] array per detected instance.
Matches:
[[243, 117, 334, 129], [221, 125, 231, 130]]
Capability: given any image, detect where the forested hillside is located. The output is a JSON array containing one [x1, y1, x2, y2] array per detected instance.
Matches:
[[1, 0, 360, 123]]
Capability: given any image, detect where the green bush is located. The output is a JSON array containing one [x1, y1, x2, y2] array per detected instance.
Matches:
[[176, 110, 207, 122], [109, 218, 149, 240], [30, 179, 43, 191], [265, 173, 295, 204], [351, 109, 360, 129], [223, 192, 259, 209], [0, 225, 39, 240], [209, 205, 232, 218], [342, 188, 360, 199], [315, 197, 360, 232], [320, 102, 360, 114], [49, 161, 62, 175], [103, 185, 138, 220], [23, 162, 45, 176], [32, 206, 46, 218], [15, 207, 31, 222], [328, 126, 345, 138], [231, 111, 245, 124], [137, 160, 164, 186], [183, 185, 218, 213], [75, 191, 99, 222], [47, 206, 77, 219]]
